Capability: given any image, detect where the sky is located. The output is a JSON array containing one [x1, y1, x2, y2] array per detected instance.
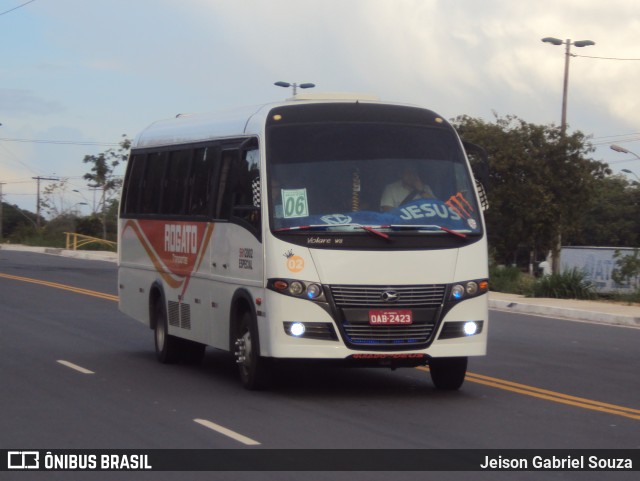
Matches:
[[1, 0, 640, 216]]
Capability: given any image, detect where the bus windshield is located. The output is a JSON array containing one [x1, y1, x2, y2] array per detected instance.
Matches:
[[266, 117, 482, 238]]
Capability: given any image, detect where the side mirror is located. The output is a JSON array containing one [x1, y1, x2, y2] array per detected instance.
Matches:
[[462, 140, 489, 211]]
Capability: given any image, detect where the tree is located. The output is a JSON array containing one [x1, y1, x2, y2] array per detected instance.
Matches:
[[40, 180, 74, 218], [452, 113, 610, 268], [569, 175, 639, 247], [82, 134, 131, 239], [2, 203, 38, 241], [612, 249, 640, 290]]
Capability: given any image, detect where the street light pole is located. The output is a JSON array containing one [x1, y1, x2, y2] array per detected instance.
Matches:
[[274, 81, 316, 96], [542, 37, 595, 137], [541, 37, 595, 274], [610, 145, 640, 182], [611, 144, 640, 160]]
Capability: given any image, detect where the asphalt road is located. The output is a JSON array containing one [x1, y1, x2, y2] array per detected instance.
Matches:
[[0, 250, 638, 481]]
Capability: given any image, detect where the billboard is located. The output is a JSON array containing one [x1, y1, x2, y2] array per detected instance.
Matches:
[[560, 247, 638, 294]]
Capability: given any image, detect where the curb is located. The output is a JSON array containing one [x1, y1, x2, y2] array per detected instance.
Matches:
[[488, 298, 640, 328]]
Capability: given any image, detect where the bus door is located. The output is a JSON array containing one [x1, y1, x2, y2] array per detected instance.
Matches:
[[210, 140, 264, 287]]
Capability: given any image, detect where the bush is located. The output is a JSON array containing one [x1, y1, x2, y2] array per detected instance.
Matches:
[[489, 265, 534, 294], [531, 268, 596, 300], [614, 291, 640, 304]]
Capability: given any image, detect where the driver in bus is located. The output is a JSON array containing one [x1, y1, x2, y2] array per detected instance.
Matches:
[[380, 165, 435, 212]]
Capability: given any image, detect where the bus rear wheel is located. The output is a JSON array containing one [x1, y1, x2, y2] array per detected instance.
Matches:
[[429, 357, 468, 390], [235, 311, 272, 390], [154, 299, 180, 364]]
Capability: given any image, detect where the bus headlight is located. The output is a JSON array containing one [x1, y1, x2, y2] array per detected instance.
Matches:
[[451, 285, 465, 300], [466, 281, 478, 296], [449, 279, 488, 301], [289, 281, 304, 296], [306, 283, 322, 299], [267, 278, 327, 303]]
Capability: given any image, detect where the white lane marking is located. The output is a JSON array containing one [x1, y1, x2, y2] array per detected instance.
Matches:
[[57, 360, 95, 374], [193, 418, 261, 446]]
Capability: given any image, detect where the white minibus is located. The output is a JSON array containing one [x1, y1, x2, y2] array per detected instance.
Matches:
[[118, 93, 489, 390]]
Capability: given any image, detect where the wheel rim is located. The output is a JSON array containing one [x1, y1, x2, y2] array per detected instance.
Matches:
[[239, 330, 253, 376], [156, 319, 166, 351]]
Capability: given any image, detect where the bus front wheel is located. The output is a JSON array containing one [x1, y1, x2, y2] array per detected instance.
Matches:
[[235, 311, 272, 390], [429, 357, 468, 390]]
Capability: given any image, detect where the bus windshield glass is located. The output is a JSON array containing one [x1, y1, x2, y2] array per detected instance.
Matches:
[[266, 107, 482, 237]]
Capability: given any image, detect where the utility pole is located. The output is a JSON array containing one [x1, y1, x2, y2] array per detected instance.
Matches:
[[32, 176, 59, 229]]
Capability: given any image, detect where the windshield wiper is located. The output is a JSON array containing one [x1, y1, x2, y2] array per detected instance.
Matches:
[[389, 224, 468, 238], [276, 223, 390, 240], [353, 224, 390, 240], [273, 224, 334, 232]]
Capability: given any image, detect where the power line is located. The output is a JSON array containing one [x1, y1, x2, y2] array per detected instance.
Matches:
[[0, 0, 36, 17], [0, 137, 120, 147], [591, 137, 640, 146], [573, 54, 640, 61], [591, 132, 640, 141], [0, 142, 42, 175]]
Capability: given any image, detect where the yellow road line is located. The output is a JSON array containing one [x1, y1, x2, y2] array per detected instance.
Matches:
[[418, 366, 640, 420], [2, 271, 638, 420], [466, 371, 640, 416], [0, 272, 119, 302]]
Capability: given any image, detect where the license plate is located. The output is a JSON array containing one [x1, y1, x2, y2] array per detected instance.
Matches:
[[368, 310, 413, 325]]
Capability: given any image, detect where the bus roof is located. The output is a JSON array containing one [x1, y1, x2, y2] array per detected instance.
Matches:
[[131, 93, 417, 150]]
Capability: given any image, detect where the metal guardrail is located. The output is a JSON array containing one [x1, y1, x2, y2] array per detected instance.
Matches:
[[64, 232, 117, 251]]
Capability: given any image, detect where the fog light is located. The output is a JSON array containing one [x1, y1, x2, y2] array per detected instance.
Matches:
[[463, 321, 478, 336], [290, 322, 306, 337]]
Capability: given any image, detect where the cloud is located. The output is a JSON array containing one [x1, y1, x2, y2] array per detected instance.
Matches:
[[0, 89, 65, 116]]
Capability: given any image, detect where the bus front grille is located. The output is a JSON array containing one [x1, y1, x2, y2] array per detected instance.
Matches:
[[329, 284, 445, 347], [329, 284, 446, 308]]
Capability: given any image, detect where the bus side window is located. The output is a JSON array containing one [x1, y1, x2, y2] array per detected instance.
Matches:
[[188, 146, 216, 217], [230, 148, 260, 230], [140, 152, 167, 214], [162, 149, 192, 215], [215, 150, 235, 219], [122, 154, 145, 215], [216, 145, 261, 235]]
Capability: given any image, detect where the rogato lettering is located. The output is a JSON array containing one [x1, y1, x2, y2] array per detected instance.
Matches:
[[164, 224, 198, 254]]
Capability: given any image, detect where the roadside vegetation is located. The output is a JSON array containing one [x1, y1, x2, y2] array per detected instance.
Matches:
[[489, 264, 640, 304], [0, 136, 128, 251]]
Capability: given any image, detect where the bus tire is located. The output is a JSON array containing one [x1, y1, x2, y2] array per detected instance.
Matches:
[[154, 298, 180, 364], [429, 357, 467, 390], [236, 311, 272, 390]]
